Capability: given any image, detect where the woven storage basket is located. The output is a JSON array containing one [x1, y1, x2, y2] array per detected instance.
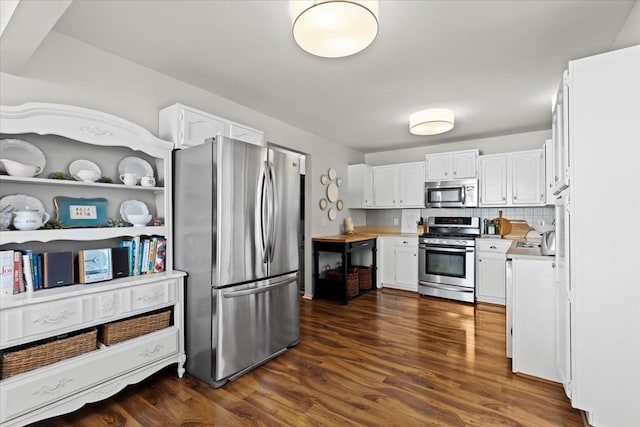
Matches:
[[352, 265, 372, 290], [326, 266, 359, 297], [99, 309, 171, 346], [1, 328, 97, 379]]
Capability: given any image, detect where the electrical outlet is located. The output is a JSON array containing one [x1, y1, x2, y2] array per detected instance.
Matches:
[[393, 218, 399, 226]]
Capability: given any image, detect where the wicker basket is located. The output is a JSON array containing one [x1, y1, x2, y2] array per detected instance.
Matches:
[[352, 265, 372, 290], [326, 266, 359, 297], [99, 309, 171, 346], [1, 328, 97, 379]]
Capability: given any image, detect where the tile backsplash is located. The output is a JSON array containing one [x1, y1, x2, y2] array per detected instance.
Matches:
[[365, 207, 555, 228]]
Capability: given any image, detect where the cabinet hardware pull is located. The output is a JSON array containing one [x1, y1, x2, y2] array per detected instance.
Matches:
[[490, 246, 497, 249]]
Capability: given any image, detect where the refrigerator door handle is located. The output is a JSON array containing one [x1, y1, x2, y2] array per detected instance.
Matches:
[[221, 275, 298, 298], [259, 161, 269, 264], [268, 161, 278, 263]]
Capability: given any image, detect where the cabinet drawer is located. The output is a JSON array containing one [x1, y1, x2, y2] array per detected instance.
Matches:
[[0, 328, 178, 422], [123, 279, 177, 313], [349, 240, 375, 251], [1, 298, 93, 348], [476, 239, 512, 254]]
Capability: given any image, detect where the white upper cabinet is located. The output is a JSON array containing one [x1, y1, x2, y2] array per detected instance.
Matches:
[[479, 154, 508, 206], [159, 103, 264, 149], [552, 71, 570, 194], [425, 149, 478, 181], [347, 164, 374, 208], [544, 139, 555, 205], [511, 150, 544, 205], [373, 165, 397, 207], [398, 162, 425, 207], [480, 149, 545, 207], [373, 162, 425, 208]]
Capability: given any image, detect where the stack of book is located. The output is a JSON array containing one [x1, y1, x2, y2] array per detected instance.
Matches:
[[118, 237, 166, 277]]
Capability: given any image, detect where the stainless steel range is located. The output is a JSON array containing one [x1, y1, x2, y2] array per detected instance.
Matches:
[[418, 217, 480, 303]]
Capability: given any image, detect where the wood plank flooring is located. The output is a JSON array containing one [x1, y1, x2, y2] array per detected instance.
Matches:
[[33, 289, 583, 426]]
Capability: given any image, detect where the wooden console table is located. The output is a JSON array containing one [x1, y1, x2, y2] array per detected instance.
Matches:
[[312, 234, 378, 304]]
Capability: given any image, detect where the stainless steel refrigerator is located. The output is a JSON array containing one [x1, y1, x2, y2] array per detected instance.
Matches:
[[174, 135, 300, 387]]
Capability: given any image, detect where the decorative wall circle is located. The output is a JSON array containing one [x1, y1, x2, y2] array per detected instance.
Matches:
[[336, 177, 343, 187], [320, 175, 329, 185], [336, 200, 344, 211], [319, 198, 327, 210], [326, 183, 338, 202], [328, 208, 337, 221], [328, 167, 337, 181]]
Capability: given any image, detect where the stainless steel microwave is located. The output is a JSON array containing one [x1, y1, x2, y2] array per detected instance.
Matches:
[[425, 179, 478, 208]]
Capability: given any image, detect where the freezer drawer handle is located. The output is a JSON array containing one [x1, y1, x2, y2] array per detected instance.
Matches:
[[222, 276, 298, 298]]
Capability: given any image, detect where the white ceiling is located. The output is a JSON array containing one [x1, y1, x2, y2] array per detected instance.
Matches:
[[50, 0, 635, 153]]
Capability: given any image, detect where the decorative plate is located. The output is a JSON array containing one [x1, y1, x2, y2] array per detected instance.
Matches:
[[336, 200, 344, 211], [0, 139, 46, 176], [69, 159, 101, 181], [319, 198, 327, 210], [328, 167, 337, 181], [336, 177, 343, 187], [119, 199, 149, 222], [117, 156, 154, 181], [326, 183, 338, 203], [320, 174, 329, 185], [54, 197, 108, 228], [0, 194, 45, 212], [328, 208, 337, 221]]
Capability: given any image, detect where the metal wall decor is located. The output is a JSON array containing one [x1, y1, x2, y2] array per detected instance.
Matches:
[[319, 167, 343, 221]]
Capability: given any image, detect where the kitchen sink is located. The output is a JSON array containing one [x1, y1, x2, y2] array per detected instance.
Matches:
[[516, 241, 540, 249]]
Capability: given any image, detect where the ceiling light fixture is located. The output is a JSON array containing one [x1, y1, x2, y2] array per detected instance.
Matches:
[[291, 0, 379, 58], [409, 108, 455, 136]]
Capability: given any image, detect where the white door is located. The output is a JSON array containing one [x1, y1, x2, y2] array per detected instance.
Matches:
[[180, 107, 226, 148], [511, 150, 544, 205], [477, 255, 506, 305], [363, 165, 374, 207], [394, 247, 418, 290], [425, 153, 450, 181], [380, 237, 396, 285], [479, 154, 507, 206], [373, 165, 398, 207], [398, 162, 425, 207]]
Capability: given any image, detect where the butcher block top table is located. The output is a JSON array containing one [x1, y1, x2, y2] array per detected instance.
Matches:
[[312, 234, 378, 304]]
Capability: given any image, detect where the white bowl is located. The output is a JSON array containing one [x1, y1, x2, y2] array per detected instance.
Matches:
[[127, 214, 152, 227], [76, 169, 100, 182], [0, 159, 42, 177]]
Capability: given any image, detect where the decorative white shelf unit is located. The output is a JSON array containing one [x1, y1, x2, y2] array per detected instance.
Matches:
[[0, 103, 185, 427]]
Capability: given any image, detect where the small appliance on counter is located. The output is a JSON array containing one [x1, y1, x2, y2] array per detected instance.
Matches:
[[540, 230, 556, 256]]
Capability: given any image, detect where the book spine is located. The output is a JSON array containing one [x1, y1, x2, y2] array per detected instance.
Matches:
[[141, 240, 150, 275], [17, 252, 25, 293], [37, 254, 43, 289], [147, 238, 157, 274], [154, 239, 166, 273], [133, 236, 141, 276], [119, 240, 134, 276], [23, 254, 34, 292], [0, 250, 14, 297], [13, 251, 20, 294]]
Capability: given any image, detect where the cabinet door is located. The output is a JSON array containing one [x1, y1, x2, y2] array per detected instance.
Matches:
[[425, 153, 450, 181], [544, 140, 554, 205], [552, 71, 570, 194], [363, 165, 374, 207], [347, 164, 373, 208], [394, 247, 418, 289], [380, 237, 396, 285], [477, 255, 506, 305], [180, 107, 226, 148], [479, 154, 507, 206], [398, 162, 425, 207], [511, 150, 544, 206], [451, 150, 478, 179], [373, 165, 398, 207], [228, 122, 264, 146]]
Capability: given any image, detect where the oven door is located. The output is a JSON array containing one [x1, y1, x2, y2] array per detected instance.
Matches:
[[425, 185, 465, 208], [418, 243, 475, 288]]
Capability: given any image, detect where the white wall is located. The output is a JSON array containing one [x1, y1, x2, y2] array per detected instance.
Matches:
[[364, 129, 551, 165], [0, 31, 365, 298], [611, 0, 640, 50]]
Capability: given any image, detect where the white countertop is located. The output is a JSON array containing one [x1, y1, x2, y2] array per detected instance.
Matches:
[[506, 240, 555, 261]]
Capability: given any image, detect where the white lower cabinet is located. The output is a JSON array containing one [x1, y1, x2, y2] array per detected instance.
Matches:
[[475, 239, 512, 305], [0, 275, 185, 426], [510, 257, 560, 382], [380, 236, 418, 292]]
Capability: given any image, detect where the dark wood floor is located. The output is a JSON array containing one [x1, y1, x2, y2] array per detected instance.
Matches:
[[34, 289, 583, 426]]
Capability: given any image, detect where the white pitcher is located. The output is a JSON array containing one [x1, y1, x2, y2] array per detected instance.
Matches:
[[13, 209, 50, 231]]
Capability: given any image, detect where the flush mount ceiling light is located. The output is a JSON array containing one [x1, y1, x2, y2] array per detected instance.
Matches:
[[291, 0, 379, 58], [409, 108, 455, 136]]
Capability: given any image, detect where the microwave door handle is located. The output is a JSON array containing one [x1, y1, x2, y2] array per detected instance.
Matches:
[[460, 186, 466, 204]]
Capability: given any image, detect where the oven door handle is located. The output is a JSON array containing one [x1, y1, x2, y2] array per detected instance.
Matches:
[[419, 281, 475, 293], [419, 245, 472, 254]]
